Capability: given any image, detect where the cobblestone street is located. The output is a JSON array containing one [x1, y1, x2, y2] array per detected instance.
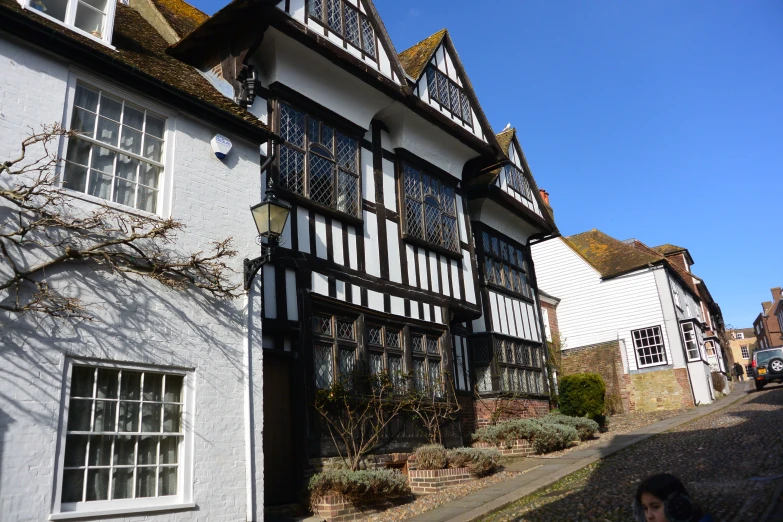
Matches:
[[480, 384, 783, 522]]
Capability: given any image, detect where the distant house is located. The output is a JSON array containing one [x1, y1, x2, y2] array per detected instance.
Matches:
[[727, 328, 757, 376], [752, 287, 783, 350], [531, 230, 728, 412]]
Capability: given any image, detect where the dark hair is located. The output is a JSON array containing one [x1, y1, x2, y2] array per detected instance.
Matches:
[[634, 474, 704, 522]]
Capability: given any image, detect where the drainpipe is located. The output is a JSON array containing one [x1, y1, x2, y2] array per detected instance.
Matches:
[[244, 282, 261, 521]]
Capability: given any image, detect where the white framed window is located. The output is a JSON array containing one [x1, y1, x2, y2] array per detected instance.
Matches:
[[741, 346, 749, 359], [681, 322, 700, 361], [735, 332, 744, 340], [705, 340, 715, 357], [23, 0, 116, 44], [62, 83, 167, 215], [755, 323, 761, 334], [632, 326, 667, 368], [52, 360, 194, 519]]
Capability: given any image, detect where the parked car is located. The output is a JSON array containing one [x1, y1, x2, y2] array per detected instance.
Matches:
[[751, 347, 783, 390]]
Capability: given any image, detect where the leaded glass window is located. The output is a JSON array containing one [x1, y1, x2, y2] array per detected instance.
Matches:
[[313, 314, 358, 389], [366, 324, 404, 392], [479, 230, 532, 298], [411, 332, 443, 398], [308, 0, 376, 57], [63, 83, 165, 214], [403, 164, 458, 252], [471, 334, 545, 395], [502, 163, 534, 202], [61, 366, 185, 505], [279, 103, 359, 216], [425, 66, 473, 128]]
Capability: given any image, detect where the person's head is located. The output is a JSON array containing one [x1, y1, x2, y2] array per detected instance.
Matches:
[[632, 474, 702, 522]]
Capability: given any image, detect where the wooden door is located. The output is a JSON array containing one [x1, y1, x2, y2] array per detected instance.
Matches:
[[263, 356, 296, 505]]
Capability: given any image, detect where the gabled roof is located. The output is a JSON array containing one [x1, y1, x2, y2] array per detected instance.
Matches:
[[564, 230, 664, 279], [651, 243, 694, 265], [398, 28, 500, 152], [0, 0, 270, 138], [628, 239, 700, 295], [398, 29, 446, 80], [149, 0, 208, 38]]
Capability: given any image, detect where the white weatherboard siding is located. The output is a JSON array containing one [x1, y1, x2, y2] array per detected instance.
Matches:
[[531, 238, 672, 372]]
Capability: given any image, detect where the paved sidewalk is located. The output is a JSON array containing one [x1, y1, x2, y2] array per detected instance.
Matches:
[[407, 382, 751, 522]]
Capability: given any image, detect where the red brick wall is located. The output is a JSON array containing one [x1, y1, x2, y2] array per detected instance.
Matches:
[[473, 397, 550, 428], [560, 341, 628, 414], [674, 368, 696, 409]]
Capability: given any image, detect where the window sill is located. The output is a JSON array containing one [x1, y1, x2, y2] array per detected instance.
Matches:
[[59, 187, 165, 221], [277, 188, 363, 227], [50, 502, 196, 520], [401, 234, 463, 261]]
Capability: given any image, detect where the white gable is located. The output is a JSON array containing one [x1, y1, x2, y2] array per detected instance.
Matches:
[[493, 139, 544, 218], [278, 0, 401, 85], [415, 43, 487, 142]]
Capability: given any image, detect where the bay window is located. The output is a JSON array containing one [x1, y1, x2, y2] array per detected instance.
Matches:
[[479, 229, 532, 299]]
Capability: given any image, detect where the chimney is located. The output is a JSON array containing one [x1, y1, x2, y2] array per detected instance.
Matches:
[[772, 287, 782, 302], [539, 189, 550, 206]]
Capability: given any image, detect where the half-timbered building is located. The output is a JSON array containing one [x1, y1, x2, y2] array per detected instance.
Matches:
[[169, 0, 559, 504]]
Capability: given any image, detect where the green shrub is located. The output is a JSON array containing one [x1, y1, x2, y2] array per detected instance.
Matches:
[[532, 423, 578, 454], [308, 469, 410, 503], [413, 444, 448, 470], [558, 373, 606, 419], [446, 448, 501, 477], [472, 419, 542, 447], [542, 413, 599, 441]]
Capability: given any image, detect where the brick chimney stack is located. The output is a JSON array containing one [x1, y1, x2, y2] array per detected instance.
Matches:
[[539, 189, 550, 206], [772, 287, 782, 302]]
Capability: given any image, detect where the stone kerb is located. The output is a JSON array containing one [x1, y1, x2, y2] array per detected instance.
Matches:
[[472, 438, 535, 456], [312, 494, 409, 522], [408, 467, 473, 494]]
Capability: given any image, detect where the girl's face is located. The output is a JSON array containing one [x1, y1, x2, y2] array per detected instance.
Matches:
[[640, 492, 667, 522]]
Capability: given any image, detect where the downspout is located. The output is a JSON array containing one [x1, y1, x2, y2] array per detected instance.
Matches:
[[244, 281, 260, 521]]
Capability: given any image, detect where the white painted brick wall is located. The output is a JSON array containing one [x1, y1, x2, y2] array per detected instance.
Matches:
[[0, 39, 265, 521]]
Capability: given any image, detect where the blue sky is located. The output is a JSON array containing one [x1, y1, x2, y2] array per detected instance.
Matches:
[[193, 0, 783, 328]]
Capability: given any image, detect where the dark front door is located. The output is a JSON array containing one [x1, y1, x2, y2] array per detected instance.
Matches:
[[263, 356, 296, 505]]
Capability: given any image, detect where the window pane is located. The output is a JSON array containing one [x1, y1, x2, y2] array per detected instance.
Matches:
[[62, 469, 85, 503], [67, 399, 92, 431], [314, 344, 334, 389], [406, 199, 423, 240], [326, 0, 341, 32], [117, 372, 141, 402], [369, 353, 383, 375], [86, 468, 110, 501], [411, 335, 423, 353], [112, 435, 135, 465], [386, 330, 400, 349], [404, 164, 421, 198], [308, 0, 323, 18], [71, 108, 96, 137], [143, 374, 163, 401], [280, 105, 305, 147], [99, 94, 122, 121], [280, 146, 305, 195], [367, 326, 382, 346], [96, 117, 120, 147], [337, 320, 355, 340], [437, 73, 449, 107], [112, 468, 134, 499], [361, 17, 375, 56], [91, 146, 115, 174], [344, 6, 359, 46], [164, 376, 183, 403], [74, 85, 99, 112], [66, 138, 92, 167], [388, 356, 403, 390], [449, 82, 461, 116], [136, 467, 156, 498], [74, 4, 106, 38], [427, 337, 439, 355], [139, 163, 159, 188], [93, 400, 116, 432], [336, 133, 357, 172], [120, 126, 142, 155], [442, 215, 458, 252], [159, 436, 178, 464], [461, 92, 473, 125], [63, 163, 88, 192], [142, 136, 163, 162], [163, 404, 181, 433], [114, 180, 135, 208], [314, 315, 332, 335], [413, 360, 426, 392], [88, 435, 112, 466], [64, 435, 89, 467], [137, 186, 158, 213], [338, 349, 356, 384], [138, 436, 157, 465], [309, 153, 335, 207], [118, 401, 139, 432], [145, 114, 165, 139], [424, 201, 442, 245], [88, 170, 112, 200], [96, 369, 118, 399], [71, 367, 95, 397], [337, 171, 358, 216], [141, 403, 161, 432], [159, 467, 177, 496]]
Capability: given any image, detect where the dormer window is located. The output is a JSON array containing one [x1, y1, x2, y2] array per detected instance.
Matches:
[[426, 66, 473, 127], [308, 0, 376, 58], [24, 0, 116, 43], [502, 164, 534, 202]]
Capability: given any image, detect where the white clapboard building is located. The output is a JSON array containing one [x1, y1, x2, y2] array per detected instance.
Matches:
[[0, 0, 559, 517]]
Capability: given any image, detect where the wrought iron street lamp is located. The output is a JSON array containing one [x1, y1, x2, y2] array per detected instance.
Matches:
[[244, 178, 290, 290]]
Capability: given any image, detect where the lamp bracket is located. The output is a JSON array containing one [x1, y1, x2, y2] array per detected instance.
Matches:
[[243, 255, 266, 291]]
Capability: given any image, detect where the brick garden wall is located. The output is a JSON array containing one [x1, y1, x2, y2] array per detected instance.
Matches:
[[408, 468, 472, 494], [312, 494, 410, 522], [474, 397, 550, 428], [561, 340, 629, 414], [472, 438, 535, 457]]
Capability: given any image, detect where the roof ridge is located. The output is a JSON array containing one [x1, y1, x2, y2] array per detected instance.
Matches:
[[397, 28, 447, 80]]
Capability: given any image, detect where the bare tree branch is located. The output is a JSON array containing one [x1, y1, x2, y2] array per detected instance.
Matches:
[[0, 124, 241, 321]]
